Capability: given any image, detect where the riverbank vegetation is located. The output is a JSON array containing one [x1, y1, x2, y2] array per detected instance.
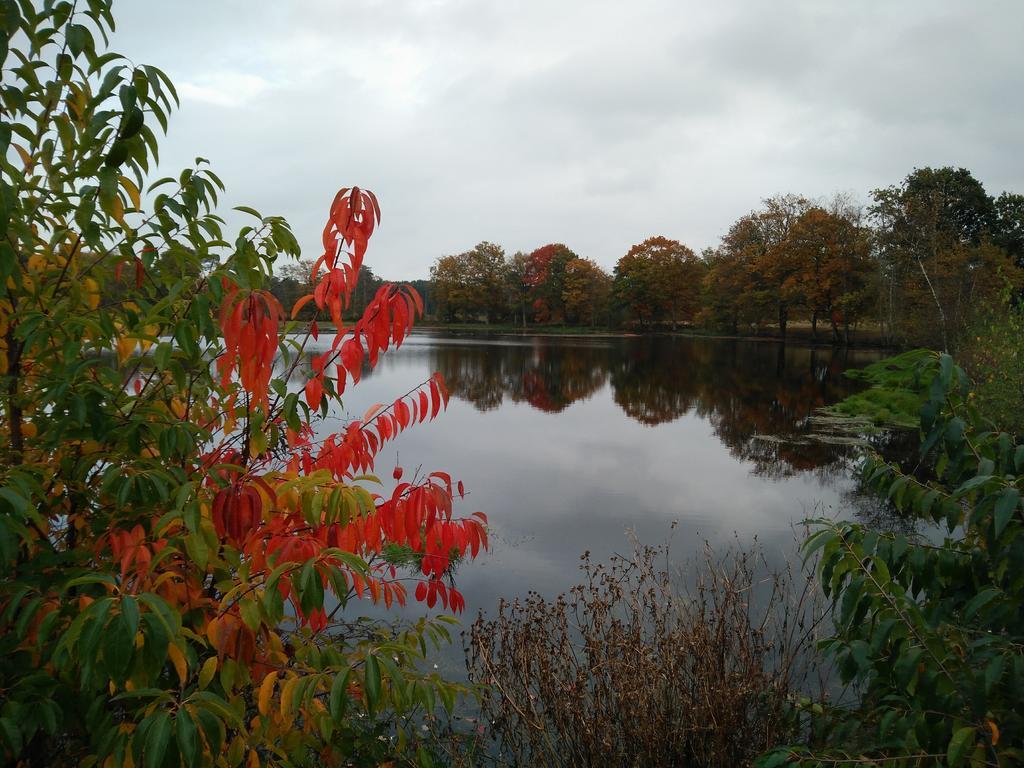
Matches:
[[274, 180, 1024, 350], [469, 539, 827, 767]]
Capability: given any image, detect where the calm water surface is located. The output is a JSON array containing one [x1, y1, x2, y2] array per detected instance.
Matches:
[[302, 330, 888, 670]]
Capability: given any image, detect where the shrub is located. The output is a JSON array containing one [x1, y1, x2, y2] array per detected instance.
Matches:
[[763, 353, 1024, 766], [0, 3, 486, 766], [468, 537, 827, 767]]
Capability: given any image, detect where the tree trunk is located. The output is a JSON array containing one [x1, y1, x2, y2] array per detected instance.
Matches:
[[917, 256, 949, 352], [811, 311, 818, 342]]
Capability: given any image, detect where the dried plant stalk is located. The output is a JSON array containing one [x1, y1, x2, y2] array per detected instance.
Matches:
[[467, 535, 829, 767]]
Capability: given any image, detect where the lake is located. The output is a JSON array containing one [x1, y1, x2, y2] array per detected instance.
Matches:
[[299, 331, 895, 674]]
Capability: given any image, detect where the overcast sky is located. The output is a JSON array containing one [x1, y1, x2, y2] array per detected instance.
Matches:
[[112, 1, 1024, 280]]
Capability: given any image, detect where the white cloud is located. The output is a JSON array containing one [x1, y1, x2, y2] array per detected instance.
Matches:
[[176, 72, 274, 108], [111, 0, 1024, 279]]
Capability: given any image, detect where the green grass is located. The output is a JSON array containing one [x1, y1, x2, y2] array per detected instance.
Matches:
[[824, 349, 937, 429]]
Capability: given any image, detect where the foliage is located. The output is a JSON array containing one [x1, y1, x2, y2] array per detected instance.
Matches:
[[523, 243, 578, 324], [783, 205, 876, 343], [871, 167, 1023, 350], [613, 236, 704, 328], [958, 287, 1024, 436], [826, 349, 936, 429], [430, 242, 507, 323], [0, 4, 487, 767], [762, 352, 1024, 767], [270, 260, 383, 324], [560, 257, 611, 327], [993, 193, 1024, 269], [469, 538, 827, 767]]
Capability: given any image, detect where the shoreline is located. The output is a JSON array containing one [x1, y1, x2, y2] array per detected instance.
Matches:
[[408, 322, 899, 349]]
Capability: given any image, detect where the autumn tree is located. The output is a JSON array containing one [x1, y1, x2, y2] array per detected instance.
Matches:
[[784, 204, 876, 344], [523, 243, 578, 324], [614, 236, 705, 329], [562, 258, 612, 326], [747, 194, 812, 338], [0, 5, 487, 768], [504, 251, 531, 328], [430, 241, 507, 322], [709, 215, 773, 331]]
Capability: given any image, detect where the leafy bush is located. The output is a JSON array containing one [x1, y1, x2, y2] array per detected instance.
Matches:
[[0, 3, 486, 766], [959, 288, 1024, 436], [763, 353, 1024, 767]]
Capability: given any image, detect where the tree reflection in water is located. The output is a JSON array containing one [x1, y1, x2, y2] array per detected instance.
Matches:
[[432, 335, 906, 479]]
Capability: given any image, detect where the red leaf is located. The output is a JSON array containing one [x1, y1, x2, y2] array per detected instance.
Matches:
[[305, 376, 324, 410]]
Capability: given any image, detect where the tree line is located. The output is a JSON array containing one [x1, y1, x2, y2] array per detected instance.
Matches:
[[353, 167, 1020, 349]]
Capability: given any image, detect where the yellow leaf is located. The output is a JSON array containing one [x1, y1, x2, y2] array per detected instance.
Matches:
[[116, 336, 136, 364], [167, 643, 188, 687], [198, 656, 218, 690], [84, 277, 100, 310], [247, 750, 260, 768], [119, 176, 142, 211], [279, 675, 299, 723], [257, 671, 277, 717], [110, 195, 127, 228], [12, 143, 33, 171]]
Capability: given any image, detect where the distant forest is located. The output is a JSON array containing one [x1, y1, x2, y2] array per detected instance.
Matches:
[[270, 166, 1023, 349]]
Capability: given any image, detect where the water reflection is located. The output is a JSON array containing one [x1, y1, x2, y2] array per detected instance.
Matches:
[[285, 331, 916, 681], [431, 335, 883, 479]]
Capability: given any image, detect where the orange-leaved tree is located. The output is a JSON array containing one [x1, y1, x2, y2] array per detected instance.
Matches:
[[0, 2, 486, 767]]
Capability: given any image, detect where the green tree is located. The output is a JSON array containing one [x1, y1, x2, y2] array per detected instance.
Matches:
[[871, 167, 1017, 350], [994, 192, 1024, 269]]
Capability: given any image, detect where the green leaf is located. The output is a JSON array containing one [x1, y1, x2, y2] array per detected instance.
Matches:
[[0, 486, 29, 515], [175, 708, 199, 768], [964, 588, 1000, 621], [955, 475, 992, 497], [239, 598, 260, 632], [66, 23, 90, 57], [994, 487, 1020, 538], [0, 717, 23, 753], [329, 669, 350, 723], [144, 711, 172, 768], [105, 610, 135, 681], [947, 726, 976, 768], [364, 653, 381, 716], [233, 205, 263, 220]]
